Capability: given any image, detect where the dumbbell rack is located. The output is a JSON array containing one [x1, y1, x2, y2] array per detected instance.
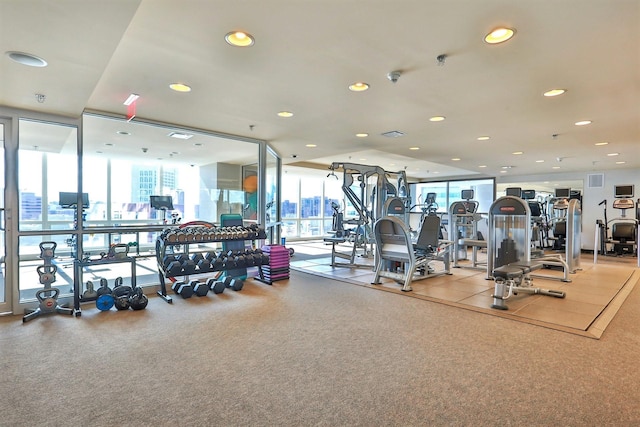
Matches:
[[73, 256, 137, 317], [155, 221, 268, 303]]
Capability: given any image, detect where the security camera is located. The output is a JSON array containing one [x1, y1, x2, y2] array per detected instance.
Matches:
[[387, 70, 402, 83], [141, 147, 148, 153], [292, 154, 298, 159]]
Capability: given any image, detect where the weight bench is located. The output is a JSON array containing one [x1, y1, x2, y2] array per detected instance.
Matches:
[[491, 261, 565, 310]]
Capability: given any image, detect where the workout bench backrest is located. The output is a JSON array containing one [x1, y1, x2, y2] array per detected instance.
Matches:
[[373, 216, 415, 264], [415, 215, 440, 251]]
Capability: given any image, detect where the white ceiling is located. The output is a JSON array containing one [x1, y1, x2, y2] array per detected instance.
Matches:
[[1, 0, 638, 182]]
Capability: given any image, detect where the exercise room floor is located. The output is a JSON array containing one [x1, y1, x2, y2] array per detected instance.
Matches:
[[287, 240, 639, 339]]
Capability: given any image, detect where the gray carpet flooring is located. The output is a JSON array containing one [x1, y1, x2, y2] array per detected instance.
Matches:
[[1, 269, 640, 426]]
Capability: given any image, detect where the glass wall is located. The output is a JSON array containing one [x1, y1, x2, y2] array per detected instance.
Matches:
[[265, 148, 280, 244], [13, 113, 267, 305], [412, 178, 495, 214], [280, 167, 363, 240]]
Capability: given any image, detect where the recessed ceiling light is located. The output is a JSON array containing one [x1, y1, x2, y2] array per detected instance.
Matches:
[[477, 136, 490, 141], [500, 170, 507, 173], [116, 131, 131, 136], [512, 151, 523, 155], [616, 161, 626, 164], [104, 143, 114, 147], [451, 158, 461, 161], [543, 89, 566, 97], [6, 51, 48, 67], [575, 120, 592, 126], [348, 82, 369, 92], [478, 165, 487, 168], [595, 142, 609, 146], [607, 153, 619, 156], [429, 116, 445, 122], [194, 143, 203, 147], [277, 111, 293, 118], [409, 147, 420, 150], [432, 171, 440, 174], [167, 132, 193, 140], [305, 144, 317, 148], [225, 31, 254, 47], [169, 83, 191, 92], [484, 27, 516, 44], [536, 160, 545, 163], [123, 94, 139, 106], [552, 166, 561, 169], [355, 133, 369, 138]]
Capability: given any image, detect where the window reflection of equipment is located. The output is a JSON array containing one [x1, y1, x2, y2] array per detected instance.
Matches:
[[150, 195, 180, 224], [595, 185, 639, 264], [59, 191, 89, 259], [449, 189, 486, 270]]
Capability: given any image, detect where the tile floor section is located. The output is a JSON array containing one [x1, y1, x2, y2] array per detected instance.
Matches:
[[287, 240, 639, 339]]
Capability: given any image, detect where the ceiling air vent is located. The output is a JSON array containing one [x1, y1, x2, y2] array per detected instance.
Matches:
[[588, 173, 604, 188], [381, 130, 405, 138], [168, 132, 194, 140]]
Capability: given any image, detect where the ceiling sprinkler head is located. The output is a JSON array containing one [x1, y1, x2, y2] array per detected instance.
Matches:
[[436, 54, 447, 66], [387, 70, 402, 83]]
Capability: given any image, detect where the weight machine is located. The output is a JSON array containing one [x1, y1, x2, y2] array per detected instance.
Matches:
[[487, 196, 567, 310], [486, 195, 574, 281], [449, 189, 486, 270], [324, 162, 410, 268], [371, 216, 452, 292]]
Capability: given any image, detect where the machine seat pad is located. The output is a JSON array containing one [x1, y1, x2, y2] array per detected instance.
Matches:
[[509, 260, 544, 273], [492, 265, 528, 280]]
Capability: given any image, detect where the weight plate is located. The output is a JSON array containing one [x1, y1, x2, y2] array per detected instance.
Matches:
[[96, 294, 115, 311]]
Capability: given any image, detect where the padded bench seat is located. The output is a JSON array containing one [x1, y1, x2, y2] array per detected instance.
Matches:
[[323, 236, 346, 244], [492, 261, 543, 279]]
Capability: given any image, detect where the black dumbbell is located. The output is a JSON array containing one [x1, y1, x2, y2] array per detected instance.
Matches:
[[225, 251, 238, 268], [236, 252, 248, 268], [196, 254, 211, 273], [166, 260, 183, 277], [212, 253, 224, 271], [182, 257, 197, 275], [223, 276, 244, 291], [251, 249, 263, 266], [244, 250, 256, 266], [206, 278, 226, 294], [163, 254, 176, 268], [171, 281, 194, 298], [190, 280, 209, 297]]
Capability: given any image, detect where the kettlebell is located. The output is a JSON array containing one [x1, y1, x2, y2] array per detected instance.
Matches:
[[112, 277, 132, 311], [37, 265, 57, 285], [82, 280, 99, 300], [96, 278, 112, 296], [128, 287, 148, 310]]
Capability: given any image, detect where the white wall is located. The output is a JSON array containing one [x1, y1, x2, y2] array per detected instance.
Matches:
[[497, 168, 640, 250]]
